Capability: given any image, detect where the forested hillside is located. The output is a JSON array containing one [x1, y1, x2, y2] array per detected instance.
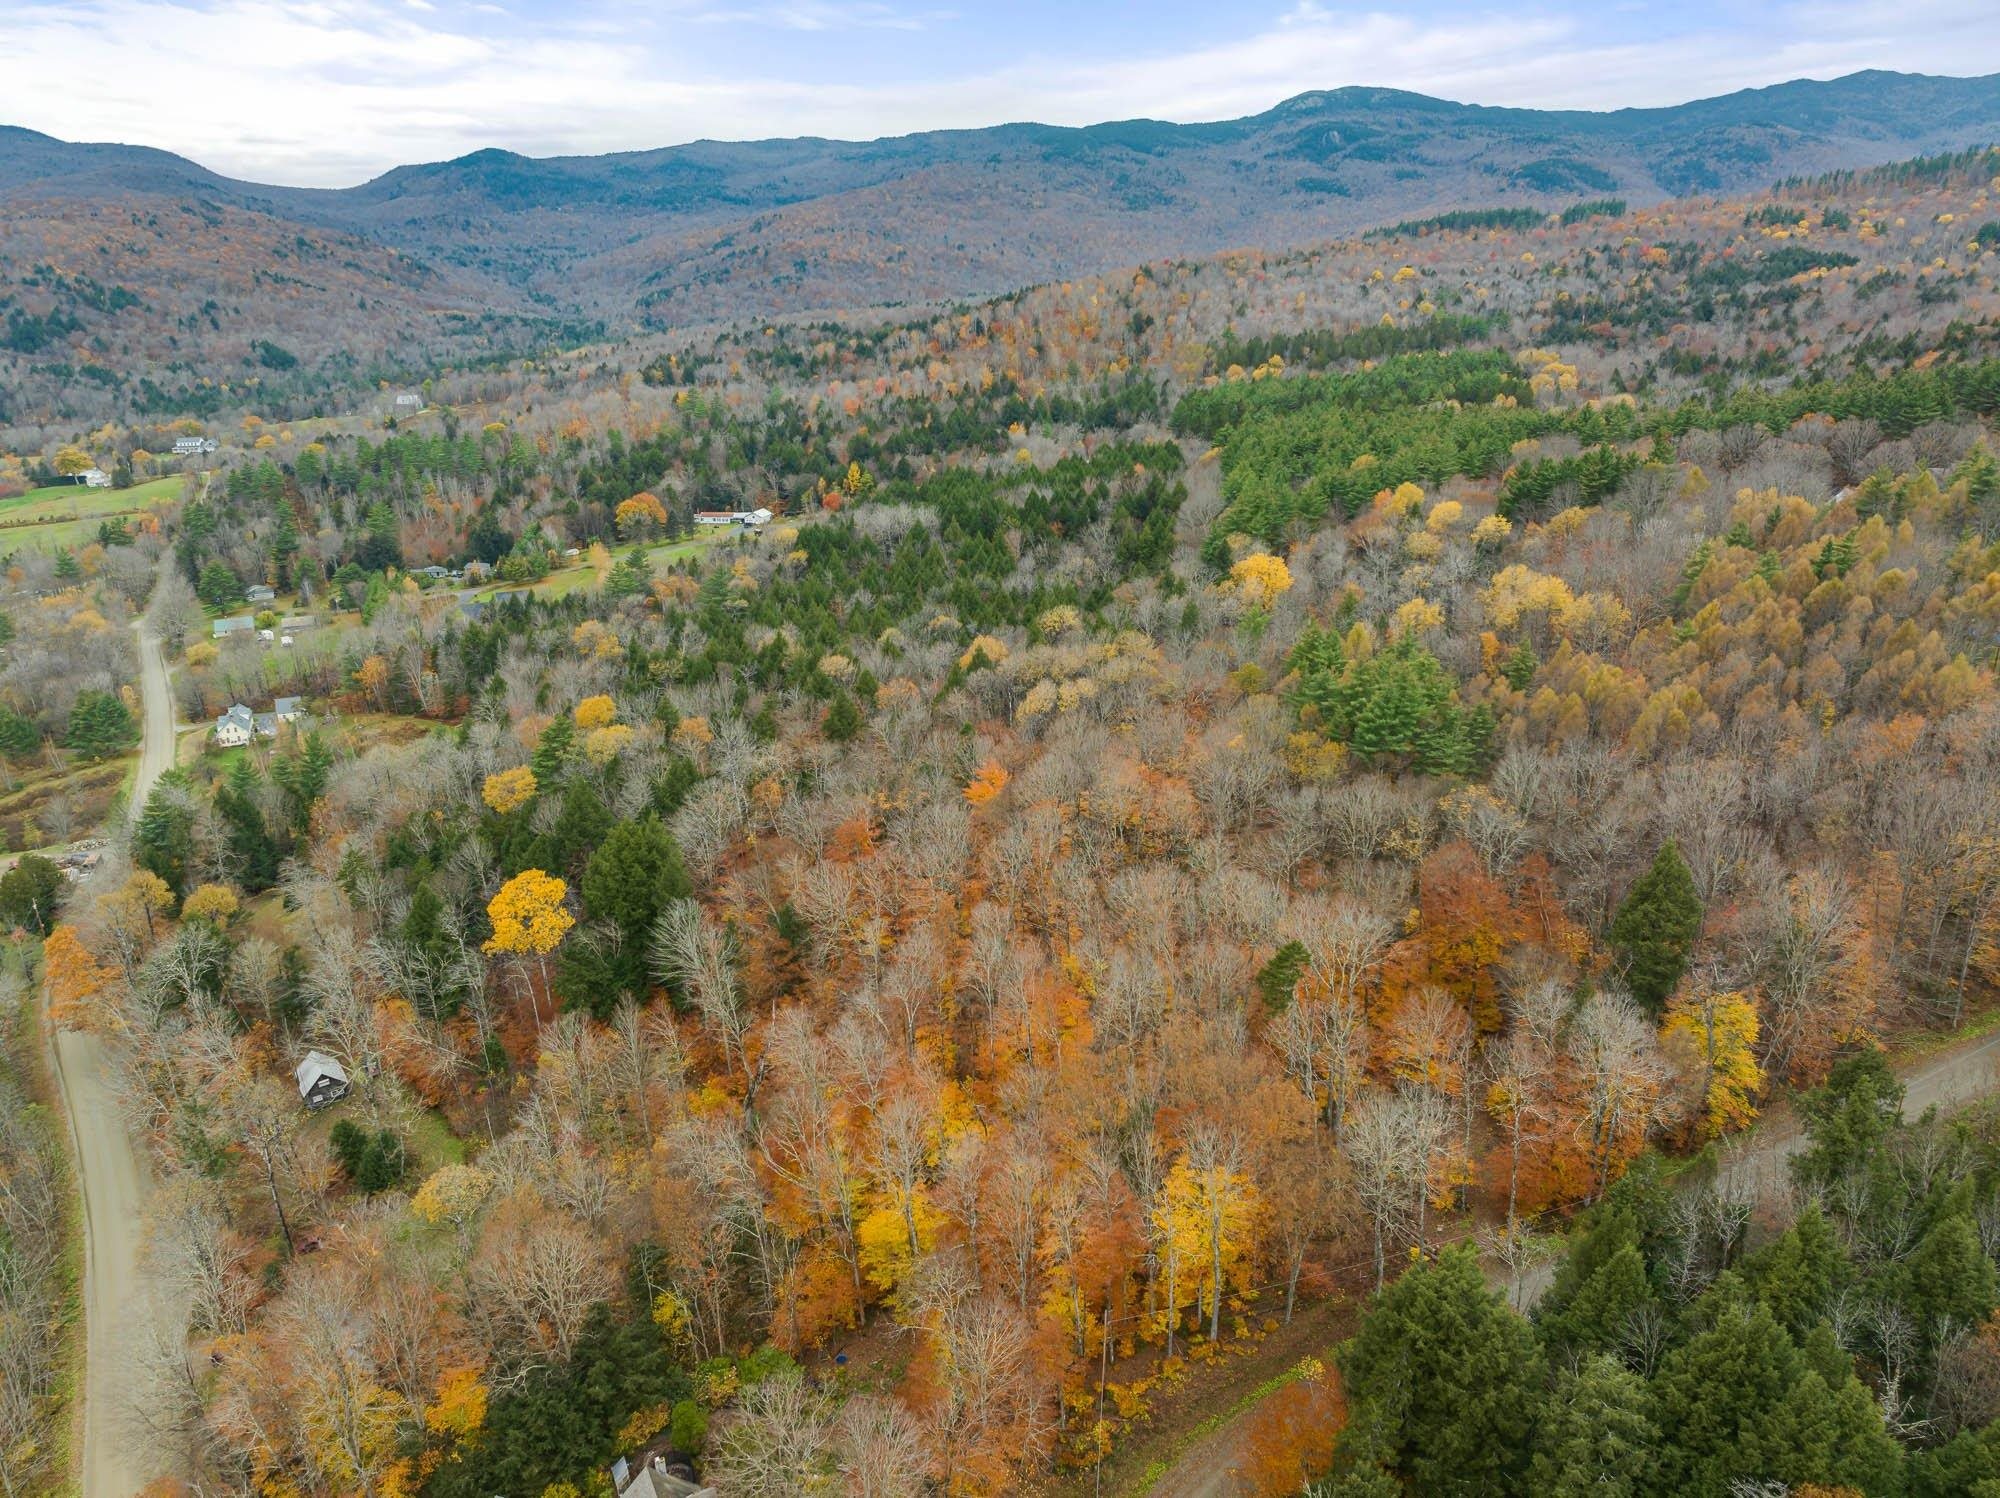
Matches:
[[6, 146, 2000, 1498], [4, 70, 2000, 430]]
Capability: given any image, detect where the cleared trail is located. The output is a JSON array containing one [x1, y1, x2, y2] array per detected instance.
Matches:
[[45, 589, 177, 1498]]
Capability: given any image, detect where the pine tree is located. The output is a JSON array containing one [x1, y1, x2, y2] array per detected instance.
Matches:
[[1536, 1241, 1654, 1362], [1339, 1245, 1542, 1495], [1609, 840, 1702, 1013], [1747, 1205, 1846, 1338], [531, 715, 576, 783], [580, 816, 691, 940], [0, 854, 62, 934], [1527, 1355, 1658, 1498], [1791, 1048, 1905, 1190], [216, 757, 280, 891], [65, 691, 138, 760], [197, 558, 243, 609], [0, 706, 40, 760], [823, 693, 862, 743], [133, 782, 197, 893], [1906, 1206, 1998, 1335]]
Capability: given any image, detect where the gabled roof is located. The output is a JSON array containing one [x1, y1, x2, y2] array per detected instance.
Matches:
[[295, 1050, 348, 1089]]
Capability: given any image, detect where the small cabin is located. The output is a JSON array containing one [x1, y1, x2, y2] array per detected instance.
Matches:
[[295, 1051, 351, 1109], [245, 584, 276, 605]]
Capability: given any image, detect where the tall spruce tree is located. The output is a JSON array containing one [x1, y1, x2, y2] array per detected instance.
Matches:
[[1609, 839, 1702, 1012], [1339, 1245, 1542, 1495]]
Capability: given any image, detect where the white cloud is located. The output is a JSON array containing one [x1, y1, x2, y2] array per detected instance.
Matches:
[[1, 0, 1996, 185]]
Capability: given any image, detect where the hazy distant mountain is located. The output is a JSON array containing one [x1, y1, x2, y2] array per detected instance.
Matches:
[[1, 69, 1996, 396]]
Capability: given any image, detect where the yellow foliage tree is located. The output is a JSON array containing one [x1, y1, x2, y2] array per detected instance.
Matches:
[[181, 884, 240, 924], [1662, 988, 1764, 1142], [423, 1365, 488, 1441], [411, 1163, 495, 1231], [99, 869, 172, 947], [584, 724, 634, 765], [615, 491, 669, 537], [482, 766, 537, 815], [484, 871, 573, 957], [857, 1190, 944, 1305], [43, 924, 114, 1030], [573, 694, 617, 730], [1229, 554, 1294, 609], [1152, 1143, 1263, 1344], [964, 761, 1010, 806], [958, 633, 1009, 670]]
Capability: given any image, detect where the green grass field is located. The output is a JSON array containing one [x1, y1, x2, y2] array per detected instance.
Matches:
[[465, 531, 726, 601], [0, 477, 183, 553]]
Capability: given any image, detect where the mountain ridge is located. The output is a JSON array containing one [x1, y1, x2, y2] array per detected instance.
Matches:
[[3, 68, 1999, 429]]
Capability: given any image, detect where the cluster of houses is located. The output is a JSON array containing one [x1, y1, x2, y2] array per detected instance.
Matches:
[[172, 436, 219, 457], [212, 696, 306, 748], [213, 609, 315, 645]]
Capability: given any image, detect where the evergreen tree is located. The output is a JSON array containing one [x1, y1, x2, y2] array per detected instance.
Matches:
[[531, 715, 577, 783], [1652, 1301, 1810, 1495], [1536, 1240, 1655, 1361], [215, 757, 280, 891], [558, 816, 694, 1014], [65, 691, 138, 760], [196, 558, 243, 609], [1609, 840, 1702, 1012], [0, 706, 39, 760], [1339, 1245, 1542, 1495], [1792, 1048, 1905, 1191], [1747, 1205, 1847, 1338], [823, 693, 862, 743], [1255, 940, 1311, 1012], [543, 779, 613, 880], [1905, 1206, 1997, 1336], [270, 733, 334, 832], [0, 854, 62, 934], [400, 882, 469, 1020], [133, 782, 197, 893], [580, 816, 692, 941], [1527, 1355, 1658, 1498]]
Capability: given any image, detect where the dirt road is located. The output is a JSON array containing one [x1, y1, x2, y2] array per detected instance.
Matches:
[[45, 597, 176, 1498], [1147, 1023, 2000, 1498]]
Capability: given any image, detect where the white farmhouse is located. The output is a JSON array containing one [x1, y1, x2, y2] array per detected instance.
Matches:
[[213, 704, 255, 748]]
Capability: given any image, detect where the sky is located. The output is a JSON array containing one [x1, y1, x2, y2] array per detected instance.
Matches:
[[3, 0, 1999, 186]]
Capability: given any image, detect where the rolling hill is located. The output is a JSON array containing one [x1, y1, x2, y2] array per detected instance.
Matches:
[[2, 68, 1998, 426]]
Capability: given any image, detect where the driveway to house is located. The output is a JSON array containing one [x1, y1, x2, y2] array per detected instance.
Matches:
[[1147, 1023, 2000, 1498], [45, 584, 177, 1498]]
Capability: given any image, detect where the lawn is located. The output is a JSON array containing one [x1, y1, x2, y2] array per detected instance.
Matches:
[[0, 477, 183, 553], [463, 530, 726, 602]]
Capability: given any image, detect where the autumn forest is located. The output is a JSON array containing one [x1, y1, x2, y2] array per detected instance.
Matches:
[[2, 126, 2000, 1498]]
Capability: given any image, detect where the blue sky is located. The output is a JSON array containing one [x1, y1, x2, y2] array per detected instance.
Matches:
[[4, 0, 1998, 185]]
